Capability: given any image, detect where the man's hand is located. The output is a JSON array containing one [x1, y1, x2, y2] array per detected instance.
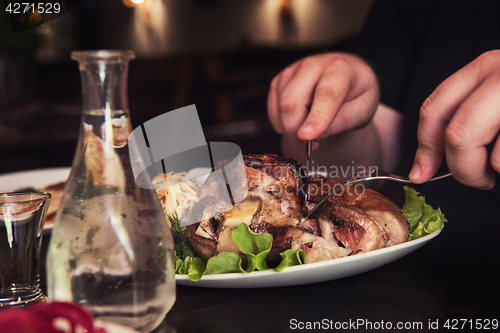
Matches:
[[267, 53, 380, 142], [410, 50, 500, 189]]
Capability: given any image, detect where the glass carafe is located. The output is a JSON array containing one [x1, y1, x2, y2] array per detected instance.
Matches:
[[46, 50, 175, 332]]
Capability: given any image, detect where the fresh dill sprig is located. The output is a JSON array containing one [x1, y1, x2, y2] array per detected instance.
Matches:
[[168, 214, 195, 260]]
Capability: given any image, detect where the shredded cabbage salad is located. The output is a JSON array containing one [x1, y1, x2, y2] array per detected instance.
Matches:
[[152, 172, 200, 223]]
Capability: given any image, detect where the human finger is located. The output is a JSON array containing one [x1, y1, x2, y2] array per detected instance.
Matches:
[[490, 134, 500, 175], [409, 61, 483, 183], [442, 75, 500, 189], [298, 54, 379, 141], [297, 60, 352, 141], [267, 65, 298, 134], [268, 58, 326, 137], [276, 58, 331, 139]]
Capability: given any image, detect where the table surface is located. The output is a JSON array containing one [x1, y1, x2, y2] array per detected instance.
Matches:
[[40, 176, 500, 333]]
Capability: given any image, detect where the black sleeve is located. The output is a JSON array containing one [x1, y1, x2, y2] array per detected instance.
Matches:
[[350, 0, 437, 112]]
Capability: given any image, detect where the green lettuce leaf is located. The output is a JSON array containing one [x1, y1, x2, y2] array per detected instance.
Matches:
[[174, 255, 206, 281], [231, 222, 273, 272], [176, 223, 306, 280], [205, 252, 243, 275], [174, 255, 185, 274], [273, 248, 306, 272], [187, 257, 207, 281], [402, 186, 447, 241]]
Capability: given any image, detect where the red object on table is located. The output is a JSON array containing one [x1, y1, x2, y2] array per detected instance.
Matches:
[[0, 301, 108, 333]]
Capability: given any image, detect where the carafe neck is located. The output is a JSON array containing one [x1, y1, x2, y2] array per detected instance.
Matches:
[[72, 50, 135, 115]]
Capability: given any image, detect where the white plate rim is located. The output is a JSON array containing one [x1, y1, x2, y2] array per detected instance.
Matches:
[[175, 230, 441, 288], [0, 167, 71, 191], [0, 167, 71, 230]]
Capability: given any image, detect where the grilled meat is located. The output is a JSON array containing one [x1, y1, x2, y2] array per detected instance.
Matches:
[[310, 179, 409, 255], [188, 154, 409, 265]]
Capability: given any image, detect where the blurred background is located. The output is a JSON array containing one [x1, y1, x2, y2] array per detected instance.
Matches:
[[0, 0, 373, 174]]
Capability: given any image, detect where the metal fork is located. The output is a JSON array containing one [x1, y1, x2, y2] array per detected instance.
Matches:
[[304, 168, 452, 219]]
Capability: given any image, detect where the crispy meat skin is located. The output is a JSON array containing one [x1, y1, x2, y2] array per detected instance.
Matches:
[[311, 180, 409, 254], [244, 153, 304, 189], [326, 200, 383, 253]]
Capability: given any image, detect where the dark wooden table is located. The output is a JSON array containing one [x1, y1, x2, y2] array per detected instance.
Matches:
[[40, 176, 500, 333], [153, 177, 500, 333]]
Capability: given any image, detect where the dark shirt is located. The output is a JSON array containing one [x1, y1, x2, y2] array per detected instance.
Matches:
[[351, 0, 500, 220], [352, 0, 500, 155]]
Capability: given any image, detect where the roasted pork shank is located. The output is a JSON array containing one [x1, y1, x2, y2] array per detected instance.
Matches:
[[308, 177, 409, 255], [187, 154, 409, 265]]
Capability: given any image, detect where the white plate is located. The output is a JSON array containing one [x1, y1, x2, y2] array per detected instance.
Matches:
[[0, 167, 70, 191], [0, 167, 71, 230], [175, 230, 440, 288]]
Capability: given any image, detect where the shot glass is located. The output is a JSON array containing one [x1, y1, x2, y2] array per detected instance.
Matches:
[[0, 192, 51, 309]]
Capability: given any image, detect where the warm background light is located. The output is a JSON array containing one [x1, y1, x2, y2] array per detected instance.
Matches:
[[102, 0, 373, 58], [123, 0, 144, 8]]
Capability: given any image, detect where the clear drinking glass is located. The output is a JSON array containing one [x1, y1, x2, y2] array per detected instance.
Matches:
[[46, 50, 176, 332], [0, 192, 51, 309]]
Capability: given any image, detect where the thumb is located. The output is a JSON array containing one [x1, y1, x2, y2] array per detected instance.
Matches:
[[409, 100, 447, 183], [409, 145, 444, 183]]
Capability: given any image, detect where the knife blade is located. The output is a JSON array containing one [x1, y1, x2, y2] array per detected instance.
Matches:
[[304, 139, 312, 208]]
